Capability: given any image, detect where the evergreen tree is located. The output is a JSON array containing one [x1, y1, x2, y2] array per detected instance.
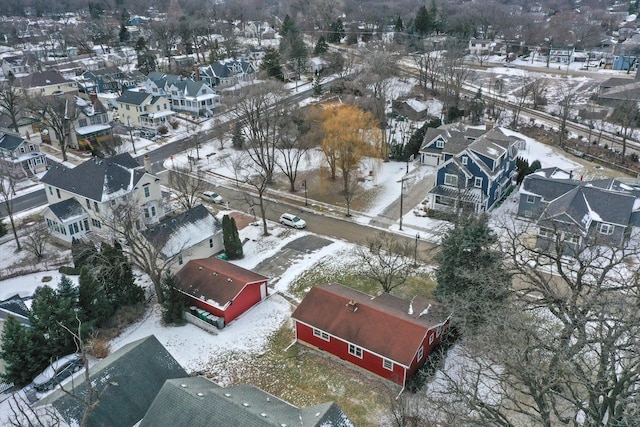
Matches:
[[78, 266, 113, 327], [402, 118, 440, 160], [260, 47, 283, 80], [161, 273, 185, 325], [313, 76, 323, 97], [232, 122, 244, 148], [327, 19, 345, 43], [395, 16, 404, 32], [414, 6, 432, 35], [434, 216, 511, 330], [279, 14, 297, 37], [98, 242, 144, 307], [314, 36, 329, 55], [222, 214, 243, 260], [0, 316, 40, 386]]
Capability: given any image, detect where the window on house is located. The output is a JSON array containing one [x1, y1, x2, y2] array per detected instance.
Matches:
[[73, 223, 79, 233], [565, 234, 579, 244], [144, 208, 150, 218], [444, 173, 458, 187], [417, 346, 424, 361], [348, 344, 363, 359], [474, 177, 483, 188], [436, 140, 444, 148], [313, 328, 330, 341], [126, 105, 130, 110], [79, 119, 87, 127], [69, 224, 75, 235], [429, 333, 435, 345], [461, 156, 468, 165], [383, 359, 394, 371], [209, 238, 214, 248], [20, 146, 25, 153], [597, 223, 614, 235], [151, 206, 156, 216], [56, 189, 61, 199], [85, 199, 91, 210], [48, 186, 53, 195], [94, 202, 99, 213], [527, 195, 536, 204], [143, 184, 150, 198], [29, 144, 35, 151], [538, 228, 550, 238], [178, 253, 183, 265]]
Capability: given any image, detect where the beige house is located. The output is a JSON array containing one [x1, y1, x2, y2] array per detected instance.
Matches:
[[40, 153, 164, 244], [13, 70, 78, 97], [116, 90, 174, 134]]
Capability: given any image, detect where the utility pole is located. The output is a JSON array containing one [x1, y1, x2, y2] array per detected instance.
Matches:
[[127, 117, 137, 154], [302, 179, 308, 206], [399, 178, 405, 231], [414, 232, 420, 267]]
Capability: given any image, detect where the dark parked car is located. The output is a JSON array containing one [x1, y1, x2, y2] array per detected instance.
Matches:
[[32, 354, 84, 392]]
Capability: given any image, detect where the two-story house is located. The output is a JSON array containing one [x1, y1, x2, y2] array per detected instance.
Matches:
[[0, 129, 47, 177], [196, 60, 256, 89], [69, 95, 112, 150], [80, 66, 123, 93], [518, 169, 640, 252], [144, 73, 220, 116], [420, 124, 525, 214], [1, 54, 37, 77], [40, 153, 164, 244], [116, 90, 174, 134], [12, 70, 78, 97]]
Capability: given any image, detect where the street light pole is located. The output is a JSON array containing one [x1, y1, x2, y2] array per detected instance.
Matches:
[[302, 180, 308, 206], [414, 232, 420, 267], [127, 117, 137, 154], [399, 178, 405, 231]]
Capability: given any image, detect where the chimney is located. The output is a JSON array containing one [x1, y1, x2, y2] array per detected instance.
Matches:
[[346, 300, 358, 312], [89, 91, 97, 105], [194, 65, 200, 82], [486, 117, 495, 130], [143, 154, 151, 172]]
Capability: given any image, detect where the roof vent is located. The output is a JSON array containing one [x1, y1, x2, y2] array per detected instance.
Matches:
[[197, 392, 204, 397], [224, 393, 231, 397], [227, 278, 232, 282], [242, 403, 250, 407], [198, 266, 203, 270], [260, 413, 267, 417], [180, 383, 187, 388], [346, 300, 358, 312]]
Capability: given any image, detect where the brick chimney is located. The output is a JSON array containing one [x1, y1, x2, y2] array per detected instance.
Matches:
[[194, 65, 200, 82], [346, 300, 358, 312], [89, 91, 97, 105], [486, 117, 495, 130]]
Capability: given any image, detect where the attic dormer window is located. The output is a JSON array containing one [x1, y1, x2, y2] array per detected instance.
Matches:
[[436, 140, 444, 148], [461, 156, 468, 165]]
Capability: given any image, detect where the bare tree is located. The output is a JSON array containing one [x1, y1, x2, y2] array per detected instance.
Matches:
[[610, 99, 640, 161], [233, 81, 286, 236], [439, 43, 473, 118], [0, 79, 26, 133], [168, 166, 208, 211], [276, 109, 313, 192], [23, 225, 50, 259], [149, 20, 179, 66], [510, 77, 531, 127], [557, 87, 577, 148], [354, 232, 415, 293], [526, 78, 548, 110], [413, 48, 440, 91], [6, 393, 61, 427], [31, 95, 73, 162], [0, 161, 21, 250]]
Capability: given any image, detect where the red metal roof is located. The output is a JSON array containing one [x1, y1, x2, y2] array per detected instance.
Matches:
[[291, 284, 450, 366], [175, 258, 268, 308]]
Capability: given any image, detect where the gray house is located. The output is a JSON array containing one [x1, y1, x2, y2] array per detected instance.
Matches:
[[36, 335, 188, 427], [518, 169, 640, 252], [140, 377, 354, 427]]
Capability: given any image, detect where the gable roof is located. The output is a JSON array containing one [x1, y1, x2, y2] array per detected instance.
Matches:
[[40, 153, 149, 202], [45, 198, 86, 222], [13, 71, 70, 88], [116, 90, 152, 106], [0, 294, 31, 324], [291, 284, 450, 367], [140, 377, 354, 427], [0, 132, 26, 152], [36, 335, 188, 427], [520, 174, 580, 202], [141, 205, 221, 259], [176, 258, 268, 309]]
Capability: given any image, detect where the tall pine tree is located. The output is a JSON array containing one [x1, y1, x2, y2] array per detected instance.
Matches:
[[0, 316, 40, 386], [79, 266, 113, 327], [160, 273, 185, 325], [222, 214, 244, 260]]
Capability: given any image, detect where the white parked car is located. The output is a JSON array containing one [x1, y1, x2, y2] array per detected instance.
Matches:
[[413, 207, 428, 217], [279, 213, 306, 229], [202, 191, 224, 204]]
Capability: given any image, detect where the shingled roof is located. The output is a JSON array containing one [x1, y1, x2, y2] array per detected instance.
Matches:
[[141, 205, 221, 259], [140, 377, 354, 427], [175, 258, 268, 309], [0, 132, 25, 152], [291, 284, 450, 367], [46, 198, 86, 221], [116, 90, 152, 106], [40, 153, 148, 202], [36, 335, 188, 427]]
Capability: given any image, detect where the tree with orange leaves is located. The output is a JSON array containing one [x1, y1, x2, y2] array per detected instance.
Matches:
[[320, 103, 381, 194]]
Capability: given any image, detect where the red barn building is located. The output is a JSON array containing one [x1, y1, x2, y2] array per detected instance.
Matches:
[[291, 283, 451, 388], [176, 258, 269, 327]]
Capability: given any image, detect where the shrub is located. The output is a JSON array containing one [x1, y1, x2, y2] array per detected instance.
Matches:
[[58, 266, 80, 275], [158, 125, 169, 135], [170, 120, 179, 130], [87, 336, 111, 358]]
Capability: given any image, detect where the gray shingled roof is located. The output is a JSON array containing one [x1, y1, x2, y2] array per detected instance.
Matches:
[[0, 133, 25, 152], [14, 71, 69, 88], [140, 377, 354, 427], [36, 335, 188, 427], [0, 294, 31, 324], [47, 198, 86, 221], [40, 153, 147, 202], [521, 175, 580, 202], [141, 205, 221, 259], [116, 90, 151, 106]]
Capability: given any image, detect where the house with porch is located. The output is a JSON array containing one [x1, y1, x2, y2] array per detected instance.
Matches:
[[80, 66, 124, 93], [69, 95, 112, 151], [518, 169, 640, 252], [144, 72, 220, 115], [291, 283, 450, 388], [420, 123, 525, 214], [141, 205, 224, 272], [40, 153, 164, 244], [175, 258, 269, 328], [116, 90, 174, 134], [12, 70, 78, 97], [0, 130, 47, 177], [196, 60, 256, 89]]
